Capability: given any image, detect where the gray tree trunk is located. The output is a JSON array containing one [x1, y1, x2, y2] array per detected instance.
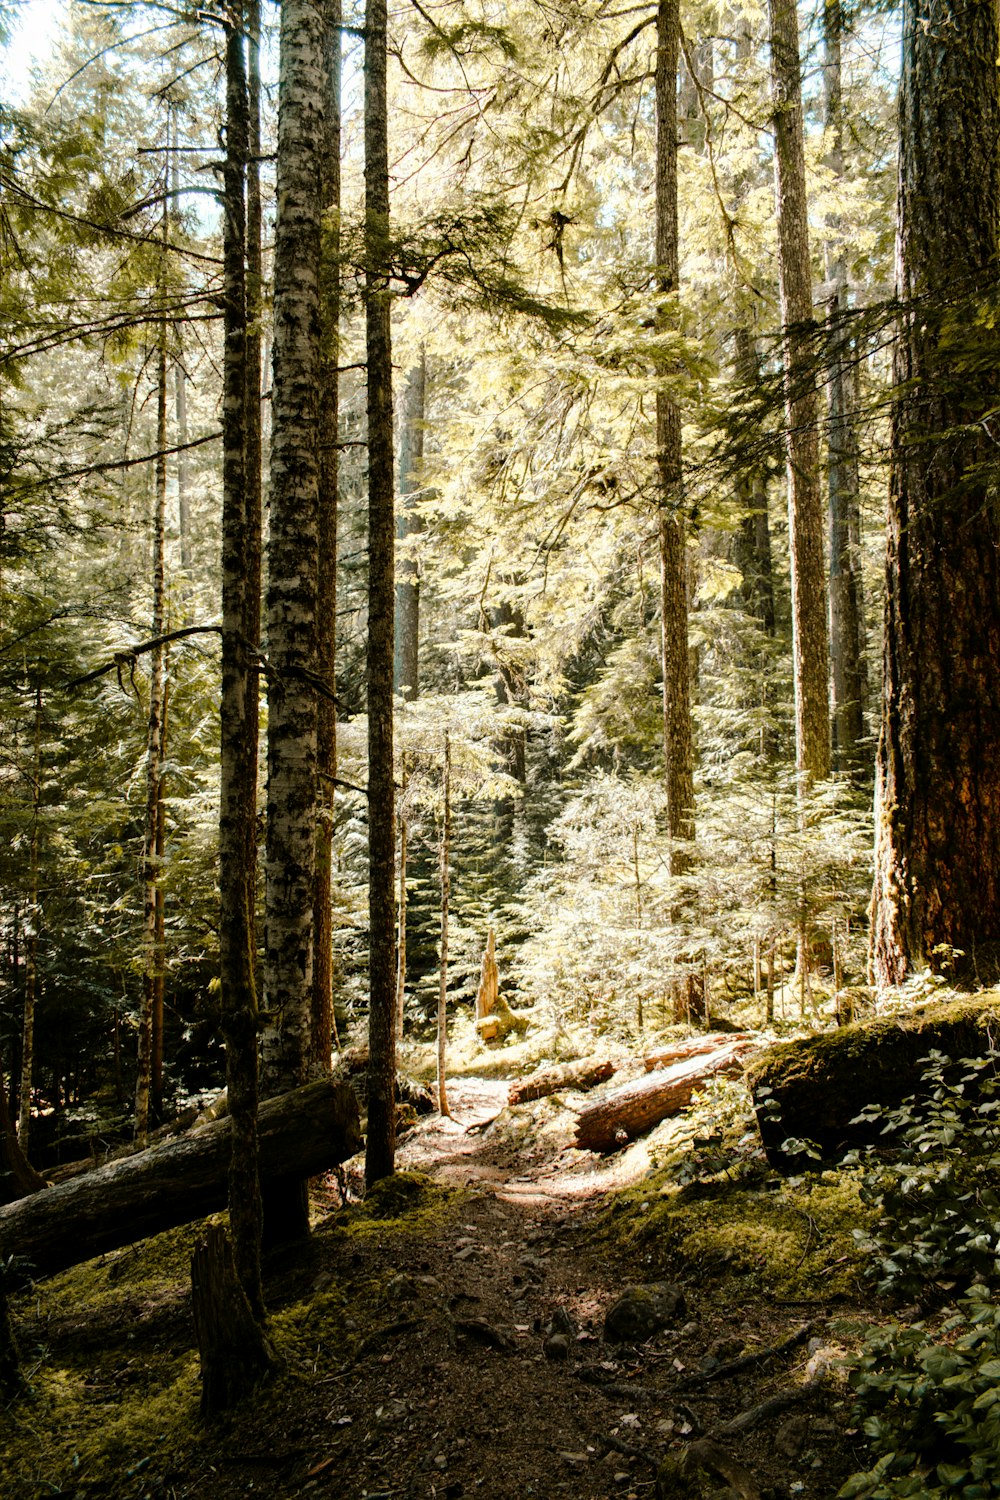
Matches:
[[437, 734, 451, 1119], [768, 0, 831, 785], [394, 352, 426, 700], [656, 0, 695, 873], [364, 0, 397, 1187]]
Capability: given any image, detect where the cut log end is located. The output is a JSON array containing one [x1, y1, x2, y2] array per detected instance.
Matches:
[[191, 1225, 279, 1417]]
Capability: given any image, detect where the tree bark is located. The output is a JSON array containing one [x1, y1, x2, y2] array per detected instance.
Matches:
[[312, 0, 343, 1077], [192, 1224, 278, 1417], [364, 0, 397, 1186], [822, 0, 866, 771], [395, 757, 408, 1037], [656, 0, 695, 873], [18, 681, 41, 1151], [0, 1038, 47, 1203], [394, 352, 425, 699], [437, 734, 451, 1119], [870, 0, 1000, 985], [768, 0, 831, 785], [219, 5, 265, 1318], [574, 1041, 754, 1153], [475, 928, 498, 1022], [0, 1080, 361, 1279], [263, 0, 325, 1107]]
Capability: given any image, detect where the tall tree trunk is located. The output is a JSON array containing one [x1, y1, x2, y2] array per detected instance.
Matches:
[[219, 4, 265, 1319], [17, 682, 40, 1152], [171, 113, 192, 582], [152, 672, 167, 1121], [364, 0, 397, 1188], [655, 0, 695, 873], [768, 0, 831, 785], [870, 0, 1000, 985], [245, 0, 263, 1002], [394, 352, 425, 700], [263, 0, 324, 1108], [437, 734, 451, 1119], [822, 0, 866, 771], [136, 221, 169, 1144], [396, 755, 408, 1037], [312, 0, 342, 1077]]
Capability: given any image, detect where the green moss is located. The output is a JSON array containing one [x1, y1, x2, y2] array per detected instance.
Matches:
[[596, 1167, 871, 1300]]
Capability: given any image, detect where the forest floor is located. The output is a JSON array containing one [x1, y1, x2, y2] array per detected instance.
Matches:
[[0, 1038, 885, 1500]]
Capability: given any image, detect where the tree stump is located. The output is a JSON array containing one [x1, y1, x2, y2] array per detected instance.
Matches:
[[475, 928, 499, 1022], [191, 1224, 279, 1417]]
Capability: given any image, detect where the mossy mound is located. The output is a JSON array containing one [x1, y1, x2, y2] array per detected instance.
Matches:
[[596, 1167, 869, 1300], [747, 991, 1000, 1166]]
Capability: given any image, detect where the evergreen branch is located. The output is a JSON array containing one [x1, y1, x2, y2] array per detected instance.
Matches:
[[0, 174, 224, 265], [16, 431, 222, 491]]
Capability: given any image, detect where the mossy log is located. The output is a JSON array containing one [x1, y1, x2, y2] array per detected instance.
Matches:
[[747, 994, 1000, 1167], [508, 1058, 616, 1106], [0, 1079, 361, 1279], [575, 1041, 755, 1153]]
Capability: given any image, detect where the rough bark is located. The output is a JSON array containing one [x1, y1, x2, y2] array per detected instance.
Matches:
[[395, 757, 408, 1037], [870, 0, 1000, 985], [263, 0, 325, 1104], [18, 681, 40, 1150], [136, 232, 169, 1144], [748, 997, 1000, 1166], [508, 1059, 616, 1107], [574, 1041, 754, 1153], [475, 928, 499, 1022], [656, 0, 695, 872], [0, 1041, 46, 1202], [312, 0, 343, 1077], [192, 1224, 278, 1417], [0, 1080, 361, 1279], [364, 0, 397, 1186], [732, 329, 776, 639], [437, 734, 451, 1119], [823, 0, 866, 771], [394, 353, 425, 699], [768, 0, 831, 785], [219, 6, 265, 1320]]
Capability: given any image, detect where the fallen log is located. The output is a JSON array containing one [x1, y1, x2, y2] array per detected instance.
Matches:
[[574, 1041, 755, 1153], [643, 1033, 754, 1073], [747, 994, 1000, 1168], [508, 1058, 616, 1107], [0, 1079, 361, 1279]]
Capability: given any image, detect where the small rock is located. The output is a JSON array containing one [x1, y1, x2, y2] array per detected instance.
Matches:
[[707, 1335, 744, 1361], [774, 1414, 811, 1458], [546, 1304, 578, 1339], [544, 1333, 571, 1361], [455, 1246, 478, 1262], [604, 1283, 687, 1344], [312, 1271, 333, 1293], [375, 1398, 409, 1427], [385, 1273, 419, 1301]]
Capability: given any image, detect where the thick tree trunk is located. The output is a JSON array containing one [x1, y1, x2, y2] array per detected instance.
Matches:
[[871, 0, 1000, 985], [0, 1080, 361, 1279], [656, 0, 695, 874], [768, 0, 830, 785], [574, 1041, 754, 1153], [152, 676, 167, 1121], [394, 353, 425, 699], [823, 0, 866, 772], [364, 0, 397, 1187], [263, 0, 324, 1107], [191, 1224, 278, 1417], [395, 763, 408, 1037], [219, 7, 265, 1318], [312, 0, 343, 1077], [0, 1039, 46, 1202]]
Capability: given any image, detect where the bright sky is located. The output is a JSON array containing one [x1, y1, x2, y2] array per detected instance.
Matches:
[[1, 0, 66, 104]]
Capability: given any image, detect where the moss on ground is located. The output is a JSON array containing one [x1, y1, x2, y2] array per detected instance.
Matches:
[[595, 1165, 871, 1300]]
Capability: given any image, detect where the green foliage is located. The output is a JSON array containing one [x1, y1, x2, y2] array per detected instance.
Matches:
[[841, 1292, 1000, 1500], [850, 1051, 1000, 1299]]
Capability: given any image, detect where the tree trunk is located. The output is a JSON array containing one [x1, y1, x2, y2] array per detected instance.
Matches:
[[732, 328, 776, 640], [823, 0, 866, 772], [0, 1080, 361, 1279], [136, 218, 169, 1145], [18, 681, 41, 1151], [364, 0, 397, 1187], [768, 0, 830, 786], [656, 0, 695, 874], [152, 673, 167, 1122], [0, 1038, 47, 1203], [219, 5, 265, 1317], [475, 928, 498, 1022], [312, 0, 343, 1078], [395, 759, 408, 1037], [192, 1224, 278, 1417], [871, 0, 1000, 985], [394, 353, 425, 699], [574, 1041, 755, 1153], [263, 0, 324, 1113], [437, 734, 451, 1119]]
